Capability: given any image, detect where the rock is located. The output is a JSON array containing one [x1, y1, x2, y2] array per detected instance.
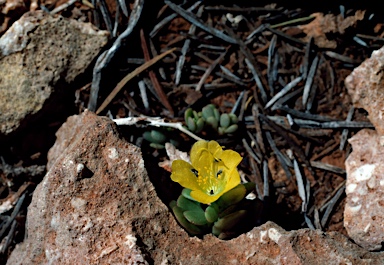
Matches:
[[344, 45, 384, 251], [7, 110, 165, 264], [345, 45, 384, 135], [344, 129, 384, 251], [7, 111, 384, 264], [0, 11, 108, 137], [0, 0, 29, 35]]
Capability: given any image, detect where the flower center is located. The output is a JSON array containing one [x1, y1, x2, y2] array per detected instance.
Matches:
[[192, 157, 226, 196]]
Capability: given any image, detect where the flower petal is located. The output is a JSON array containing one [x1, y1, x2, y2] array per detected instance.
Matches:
[[193, 149, 212, 168], [190, 140, 209, 165], [190, 189, 221, 204], [207, 140, 223, 158], [171, 160, 200, 191], [171, 140, 243, 205], [219, 150, 242, 170], [222, 169, 241, 193]]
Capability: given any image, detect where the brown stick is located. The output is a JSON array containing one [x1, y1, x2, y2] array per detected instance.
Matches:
[[96, 47, 176, 115], [140, 29, 174, 116]]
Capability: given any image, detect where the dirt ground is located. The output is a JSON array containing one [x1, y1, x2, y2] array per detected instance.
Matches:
[[1, 0, 383, 262]]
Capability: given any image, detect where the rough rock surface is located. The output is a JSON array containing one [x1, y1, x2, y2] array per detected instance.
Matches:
[[344, 129, 384, 251], [0, 11, 108, 136], [7, 111, 384, 264], [345, 45, 384, 135], [344, 45, 384, 251]]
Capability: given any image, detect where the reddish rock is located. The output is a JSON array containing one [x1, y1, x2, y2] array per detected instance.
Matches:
[[0, 11, 108, 136], [344, 45, 384, 251], [345, 45, 384, 135], [7, 111, 384, 264], [344, 129, 384, 251]]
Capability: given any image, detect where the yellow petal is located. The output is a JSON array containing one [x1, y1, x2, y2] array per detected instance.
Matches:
[[219, 150, 242, 170], [190, 189, 222, 204], [171, 160, 200, 191], [190, 140, 209, 165], [207, 140, 223, 158], [222, 169, 241, 193], [172, 140, 243, 205], [194, 150, 215, 170]]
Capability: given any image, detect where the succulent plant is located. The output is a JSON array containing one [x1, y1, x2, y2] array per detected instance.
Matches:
[[218, 113, 238, 135], [184, 108, 205, 133], [170, 183, 255, 237], [143, 129, 179, 149], [169, 140, 256, 238], [184, 104, 239, 135], [202, 104, 220, 130]]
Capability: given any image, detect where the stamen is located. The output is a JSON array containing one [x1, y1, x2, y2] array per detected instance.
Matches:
[[216, 169, 223, 178]]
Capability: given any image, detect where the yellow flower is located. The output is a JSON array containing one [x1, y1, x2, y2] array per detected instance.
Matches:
[[171, 140, 242, 204]]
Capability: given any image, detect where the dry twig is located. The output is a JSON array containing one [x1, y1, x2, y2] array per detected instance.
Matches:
[[96, 48, 176, 114], [89, 0, 144, 112], [113, 117, 205, 141]]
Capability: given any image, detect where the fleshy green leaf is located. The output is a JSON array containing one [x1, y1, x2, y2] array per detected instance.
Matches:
[[170, 139, 180, 147], [216, 184, 246, 211], [172, 206, 204, 235], [177, 195, 203, 212], [218, 127, 225, 135], [181, 188, 196, 201], [193, 110, 200, 120], [213, 108, 220, 121], [213, 210, 247, 231], [183, 210, 208, 225], [212, 225, 221, 236], [142, 131, 153, 142], [196, 118, 205, 133], [187, 116, 197, 132], [243, 182, 256, 194], [206, 116, 218, 129], [184, 108, 193, 121], [218, 204, 238, 218], [150, 130, 167, 144], [169, 200, 177, 209], [149, 143, 165, 149], [229, 113, 238, 124], [205, 204, 219, 223], [202, 105, 214, 119], [220, 113, 231, 128], [224, 124, 238, 134]]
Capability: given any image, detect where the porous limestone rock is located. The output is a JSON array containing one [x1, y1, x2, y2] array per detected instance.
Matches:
[[0, 10, 108, 137], [344, 129, 384, 251], [345, 45, 384, 135], [344, 45, 384, 251], [7, 111, 384, 264]]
